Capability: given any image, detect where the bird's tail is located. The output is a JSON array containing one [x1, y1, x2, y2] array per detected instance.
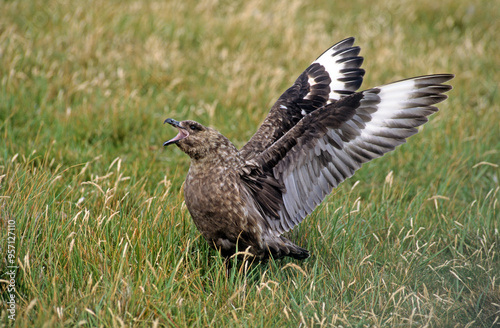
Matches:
[[269, 236, 310, 260]]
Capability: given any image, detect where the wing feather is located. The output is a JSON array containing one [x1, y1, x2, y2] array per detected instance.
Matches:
[[240, 37, 365, 159], [246, 74, 453, 234]]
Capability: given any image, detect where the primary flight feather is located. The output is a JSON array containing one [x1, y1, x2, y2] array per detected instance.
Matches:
[[164, 37, 453, 260]]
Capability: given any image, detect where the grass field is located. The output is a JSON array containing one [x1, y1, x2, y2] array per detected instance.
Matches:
[[1, 0, 499, 326]]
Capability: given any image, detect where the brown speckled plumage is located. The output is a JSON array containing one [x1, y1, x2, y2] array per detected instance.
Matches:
[[164, 37, 453, 261]]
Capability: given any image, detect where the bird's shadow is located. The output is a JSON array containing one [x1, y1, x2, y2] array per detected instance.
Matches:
[[195, 246, 314, 289]]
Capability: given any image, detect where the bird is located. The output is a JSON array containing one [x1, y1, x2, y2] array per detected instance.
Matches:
[[163, 37, 453, 261]]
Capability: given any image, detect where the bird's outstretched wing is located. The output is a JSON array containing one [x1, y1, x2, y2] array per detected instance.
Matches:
[[242, 74, 454, 235], [239, 37, 365, 159]]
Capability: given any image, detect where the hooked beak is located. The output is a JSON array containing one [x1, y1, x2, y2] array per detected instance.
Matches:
[[163, 118, 189, 146]]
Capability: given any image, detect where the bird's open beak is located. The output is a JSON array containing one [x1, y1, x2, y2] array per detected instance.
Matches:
[[163, 118, 189, 146]]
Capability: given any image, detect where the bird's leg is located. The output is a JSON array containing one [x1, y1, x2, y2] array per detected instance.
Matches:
[[224, 257, 233, 276]]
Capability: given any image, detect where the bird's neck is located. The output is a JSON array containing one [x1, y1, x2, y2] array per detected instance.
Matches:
[[189, 145, 243, 172]]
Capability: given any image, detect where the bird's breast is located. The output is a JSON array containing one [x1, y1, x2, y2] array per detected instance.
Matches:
[[183, 163, 272, 256], [184, 166, 250, 230]]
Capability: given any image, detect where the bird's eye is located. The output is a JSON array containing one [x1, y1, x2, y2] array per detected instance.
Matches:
[[190, 124, 198, 130]]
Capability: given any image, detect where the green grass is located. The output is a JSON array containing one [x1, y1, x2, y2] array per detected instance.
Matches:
[[1, 0, 499, 326]]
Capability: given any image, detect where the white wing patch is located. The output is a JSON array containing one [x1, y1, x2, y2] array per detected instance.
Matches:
[[312, 37, 364, 103], [313, 56, 347, 101], [370, 79, 417, 121]]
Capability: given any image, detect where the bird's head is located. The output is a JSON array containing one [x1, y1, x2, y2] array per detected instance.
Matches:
[[163, 118, 234, 160]]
